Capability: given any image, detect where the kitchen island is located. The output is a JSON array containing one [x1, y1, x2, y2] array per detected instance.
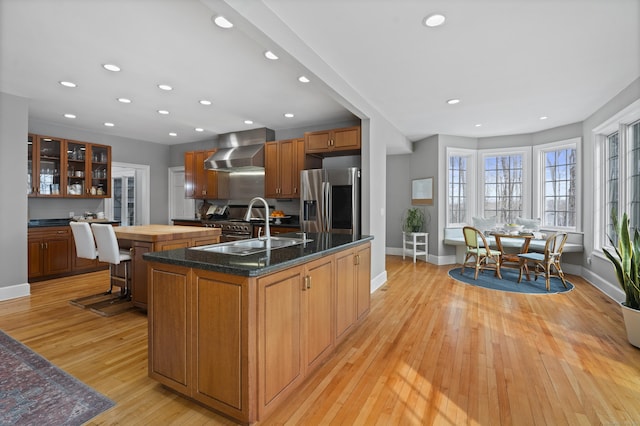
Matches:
[[113, 225, 221, 309], [143, 232, 372, 424]]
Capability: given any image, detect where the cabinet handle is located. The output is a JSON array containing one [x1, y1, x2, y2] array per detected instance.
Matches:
[[130, 247, 135, 256], [294, 187, 297, 194], [302, 276, 308, 291], [56, 230, 65, 234], [354, 254, 360, 265]]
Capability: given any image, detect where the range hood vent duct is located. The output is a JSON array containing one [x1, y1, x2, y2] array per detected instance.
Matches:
[[205, 127, 275, 171]]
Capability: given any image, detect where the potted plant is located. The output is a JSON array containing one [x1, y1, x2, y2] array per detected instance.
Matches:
[[403, 207, 425, 233], [603, 212, 640, 348]]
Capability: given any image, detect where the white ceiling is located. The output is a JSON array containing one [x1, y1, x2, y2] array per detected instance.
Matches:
[[1, 0, 638, 155]]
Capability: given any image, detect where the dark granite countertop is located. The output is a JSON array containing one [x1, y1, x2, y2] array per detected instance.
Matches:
[[28, 218, 120, 228], [143, 232, 373, 277]]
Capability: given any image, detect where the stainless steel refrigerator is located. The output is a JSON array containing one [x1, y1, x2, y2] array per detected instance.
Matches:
[[300, 167, 360, 235]]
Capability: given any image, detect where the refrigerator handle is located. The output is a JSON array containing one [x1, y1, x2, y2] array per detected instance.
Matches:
[[324, 182, 331, 232]]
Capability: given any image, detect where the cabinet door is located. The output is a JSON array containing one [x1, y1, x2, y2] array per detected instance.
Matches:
[[355, 243, 371, 320], [184, 151, 196, 198], [264, 142, 279, 198], [332, 126, 361, 150], [304, 130, 331, 153], [66, 140, 89, 197], [28, 238, 44, 278], [89, 144, 110, 197], [27, 134, 37, 196], [194, 151, 207, 199], [303, 256, 334, 372], [278, 139, 295, 198], [148, 264, 191, 394], [258, 267, 303, 413], [43, 232, 72, 275], [335, 248, 356, 341], [131, 241, 152, 309], [36, 136, 63, 197]]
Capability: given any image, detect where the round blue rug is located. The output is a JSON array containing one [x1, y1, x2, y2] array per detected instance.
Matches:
[[448, 267, 574, 294]]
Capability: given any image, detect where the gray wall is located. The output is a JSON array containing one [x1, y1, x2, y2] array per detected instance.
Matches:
[[29, 119, 171, 224], [0, 93, 29, 294]]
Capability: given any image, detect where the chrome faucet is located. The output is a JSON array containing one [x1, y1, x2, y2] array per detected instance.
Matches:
[[244, 197, 271, 246]]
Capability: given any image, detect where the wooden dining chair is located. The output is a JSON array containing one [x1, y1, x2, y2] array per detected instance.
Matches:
[[517, 232, 568, 291], [461, 226, 502, 280]]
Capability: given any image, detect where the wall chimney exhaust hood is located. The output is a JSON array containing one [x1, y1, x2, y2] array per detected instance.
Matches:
[[205, 127, 275, 171]]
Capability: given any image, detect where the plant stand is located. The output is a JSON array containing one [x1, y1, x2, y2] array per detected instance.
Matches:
[[402, 232, 428, 263]]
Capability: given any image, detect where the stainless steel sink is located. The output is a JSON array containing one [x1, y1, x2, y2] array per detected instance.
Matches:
[[190, 236, 311, 256]]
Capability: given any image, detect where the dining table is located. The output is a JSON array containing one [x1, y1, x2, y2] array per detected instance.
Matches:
[[491, 233, 534, 279]]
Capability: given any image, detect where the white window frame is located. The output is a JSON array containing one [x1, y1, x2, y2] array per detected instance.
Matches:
[[446, 147, 476, 227], [593, 99, 640, 252], [478, 146, 531, 225], [532, 137, 581, 232]]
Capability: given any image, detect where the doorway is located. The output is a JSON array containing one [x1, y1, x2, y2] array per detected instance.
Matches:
[[105, 162, 150, 225]]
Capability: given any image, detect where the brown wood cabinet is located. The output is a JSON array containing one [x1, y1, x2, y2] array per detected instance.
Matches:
[[184, 150, 229, 199], [28, 227, 72, 279], [147, 240, 369, 423], [265, 138, 320, 198], [28, 134, 111, 198], [335, 242, 371, 342], [304, 126, 361, 155]]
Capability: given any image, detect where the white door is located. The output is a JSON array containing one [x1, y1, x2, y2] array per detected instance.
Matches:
[[168, 166, 194, 223]]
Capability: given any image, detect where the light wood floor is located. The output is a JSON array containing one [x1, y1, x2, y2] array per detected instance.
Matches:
[[1, 257, 639, 425]]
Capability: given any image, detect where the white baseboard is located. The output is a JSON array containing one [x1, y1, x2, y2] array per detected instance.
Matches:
[[0, 282, 30, 301], [581, 268, 624, 303], [371, 269, 387, 293]]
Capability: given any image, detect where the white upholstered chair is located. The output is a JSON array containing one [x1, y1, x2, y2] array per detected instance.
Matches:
[[91, 223, 132, 297], [70, 222, 98, 260]]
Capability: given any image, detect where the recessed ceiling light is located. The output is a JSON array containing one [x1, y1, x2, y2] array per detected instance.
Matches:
[[284, 113, 294, 118], [447, 98, 460, 105], [157, 110, 169, 115], [195, 128, 204, 132], [244, 120, 254, 125], [540, 116, 548, 120], [169, 132, 177, 137], [475, 123, 482, 127], [117, 97, 132, 104], [298, 76, 310, 83], [213, 15, 233, 29], [63, 113, 76, 119], [158, 84, 173, 91], [59, 81, 77, 88], [103, 64, 121, 72], [424, 14, 446, 27], [264, 51, 279, 60], [199, 99, 212, 106], [104, 122, 115, 127]]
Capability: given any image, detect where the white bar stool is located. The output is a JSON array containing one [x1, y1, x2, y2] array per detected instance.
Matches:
[[403, 232, 428, 263]]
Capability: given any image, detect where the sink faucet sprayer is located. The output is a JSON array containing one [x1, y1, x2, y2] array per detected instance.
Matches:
[[244, 197, 270, 247]]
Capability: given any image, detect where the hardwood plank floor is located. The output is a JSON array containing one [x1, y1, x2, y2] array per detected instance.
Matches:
[[1, 257, 639, 425]]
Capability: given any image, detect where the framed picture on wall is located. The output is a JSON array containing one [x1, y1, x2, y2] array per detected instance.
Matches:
[[412, 177, 433, 205]]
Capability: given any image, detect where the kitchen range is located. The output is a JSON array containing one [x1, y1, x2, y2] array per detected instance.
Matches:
[[201, 204, 273, 242]]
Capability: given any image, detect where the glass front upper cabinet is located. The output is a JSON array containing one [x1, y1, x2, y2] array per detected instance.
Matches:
[[66, 140, 88, 196], [34, 135, 63, 197]]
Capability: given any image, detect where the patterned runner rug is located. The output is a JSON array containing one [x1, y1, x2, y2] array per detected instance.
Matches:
[[0, 330, 114, 425]]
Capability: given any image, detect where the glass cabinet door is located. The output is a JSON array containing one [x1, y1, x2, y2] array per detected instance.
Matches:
[[66, 140, 88, 196], [36, 136, 62, 196], [89, 144, 110, 197], [27, 134, 36, 196]]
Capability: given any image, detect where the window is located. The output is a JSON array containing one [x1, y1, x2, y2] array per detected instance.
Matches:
[[543, 146, 577, 227], [446, 148, 475, 226], [595, 99, 640, 250], [482, 154, 524, 223]]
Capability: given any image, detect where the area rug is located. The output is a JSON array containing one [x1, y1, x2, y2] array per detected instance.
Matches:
[[0, 330, 115, 425], [448, 267, 574, 294]]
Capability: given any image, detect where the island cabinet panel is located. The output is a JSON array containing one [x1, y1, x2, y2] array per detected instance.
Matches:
[[335, 242, 371, 342], [192, 271, 247, 412], [257, 268, 304, 413], [303, 256, 335, 372], [148, 265, 190, 394]]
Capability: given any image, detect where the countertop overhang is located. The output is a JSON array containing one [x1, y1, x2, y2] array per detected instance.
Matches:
[[143, 232, 373, 277]]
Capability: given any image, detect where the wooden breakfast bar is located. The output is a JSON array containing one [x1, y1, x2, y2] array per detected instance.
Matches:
[[114, 225, 221, 309]]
